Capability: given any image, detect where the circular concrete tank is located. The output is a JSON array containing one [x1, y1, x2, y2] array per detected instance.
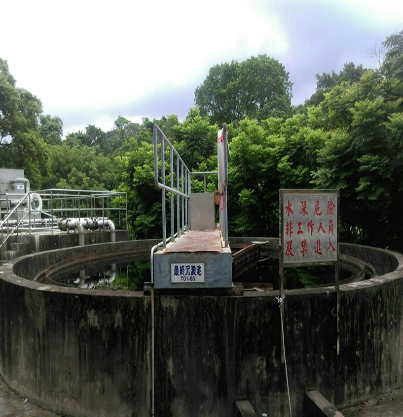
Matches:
[[0, 239, 402, 417]]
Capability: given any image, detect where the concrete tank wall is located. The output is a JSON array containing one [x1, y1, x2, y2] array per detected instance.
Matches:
[[0, 241, 402, 416]]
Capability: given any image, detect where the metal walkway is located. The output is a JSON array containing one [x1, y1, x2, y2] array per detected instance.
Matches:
[[164, 229, 223, 253]]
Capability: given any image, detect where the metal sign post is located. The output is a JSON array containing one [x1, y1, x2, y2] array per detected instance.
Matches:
[[279, 189, 340, 361]]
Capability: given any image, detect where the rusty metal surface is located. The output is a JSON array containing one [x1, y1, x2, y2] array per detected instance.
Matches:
[[164, 230, 222, 253]]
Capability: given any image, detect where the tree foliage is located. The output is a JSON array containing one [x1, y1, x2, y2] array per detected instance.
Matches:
[[312, 70, 403, 249], [1, 29, 403, 251], [45, 144, 118, 190], [0, 58, 48, 188], [195, 55, 292, 125], [306, 62, 367, 107], [382, 30, 403, 81], [39, 114, 63, 145]]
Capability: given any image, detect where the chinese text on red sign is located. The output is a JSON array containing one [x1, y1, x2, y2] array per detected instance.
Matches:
[[282, 193, 338, 264]]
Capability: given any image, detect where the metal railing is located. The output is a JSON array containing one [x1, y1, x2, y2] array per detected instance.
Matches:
[[33, 189, 128, 229], [191, 171, 218, 193], [220, 124, 229, 247], [0, 189, 128, 264], [153, 124, 191, 249]]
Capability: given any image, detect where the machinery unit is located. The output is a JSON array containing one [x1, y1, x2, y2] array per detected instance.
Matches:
[[0, 169, 31, 221]]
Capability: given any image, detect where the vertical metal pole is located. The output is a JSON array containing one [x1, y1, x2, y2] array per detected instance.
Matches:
[[102, 194, 105, 229], [118, 195, 121, 227], [223, 123, 229, 247], [177, 156, 180, 238], [125, 194, 128, 231], [224, 189, 228, 247], [336, 190, 340, 356], [181, 163, 184, 232], [170, 148, 174, 242], [188, 171, 191, 229], [185, 169, 187, 229], [161, 136, 166, 248], [78, 191, 81, 223], [204, 173, 206, 193], [28, 193, 31, 237], [336, 262, 340, 356], [6, 195, 9, 234], [279, 191, 285, 364], [51, 190, 54, 235]]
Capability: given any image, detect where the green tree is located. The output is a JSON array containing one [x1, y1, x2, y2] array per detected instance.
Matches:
[[39, 114, 63, 145], [45, 144, 118, 190], [382, 30, 403, 81], [306, 62, 367, 107], [229, 117, 326, 236], [115, 139, 162, 239], [195, 55, 292, 125], [0, 58, 48, 188], [312, 70, 403, 250], [64, 125, 107, 151], [173, 108, 217, 170], [64, 130, 87, 148], [105, 116, 142, 154]]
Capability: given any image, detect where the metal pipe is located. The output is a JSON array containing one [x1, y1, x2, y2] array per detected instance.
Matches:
[[153, 125, 159, 187], [177, 155, 180, 238], [154, 183, 188, 198], [170, 148, 174, 242], [102, 194, 105, 231], [106, 220, 116, 243], [181, 163, 184, 231], [188, 171, 191, 218], [223, 123, 228, 187], [77, 223, 85, 246], [161, 132, 166, 248], [185, 169, 187, 229], [51, 190, 53, 235], [223, 123, 229, 247]]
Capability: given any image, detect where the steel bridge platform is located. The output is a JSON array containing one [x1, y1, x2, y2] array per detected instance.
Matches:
[[153, 229, 233, 290]]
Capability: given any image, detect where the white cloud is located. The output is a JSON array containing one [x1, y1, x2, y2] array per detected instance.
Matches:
[[0, 0, 288, 117], [1, 0, 401, 130]]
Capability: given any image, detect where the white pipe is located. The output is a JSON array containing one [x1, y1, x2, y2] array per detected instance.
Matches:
[[107, 220, 115, 242], [58, 218, 115, 242], [76, 223, 85, 246]]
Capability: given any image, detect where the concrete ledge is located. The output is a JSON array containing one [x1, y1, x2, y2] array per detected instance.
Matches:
[[0, 240, 402, 417], [235, 399, 258, 417], [305, 391, 344, 417], [144, 282, 243, 296]]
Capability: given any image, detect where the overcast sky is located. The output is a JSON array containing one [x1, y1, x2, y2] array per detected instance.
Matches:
[[1, 0, 402, 136]]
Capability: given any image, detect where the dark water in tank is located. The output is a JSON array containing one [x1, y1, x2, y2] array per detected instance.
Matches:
[[40, 253, 150, 291], [234, 256, 351, 290], [42, 251, 351, 291]]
